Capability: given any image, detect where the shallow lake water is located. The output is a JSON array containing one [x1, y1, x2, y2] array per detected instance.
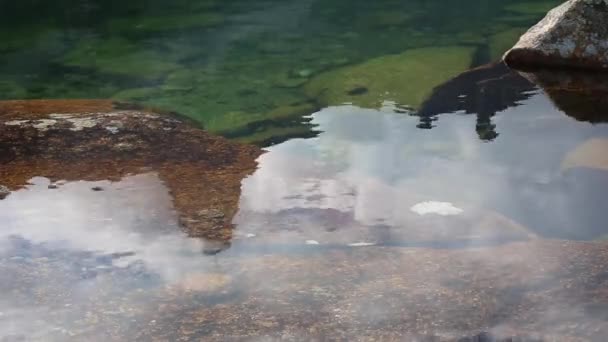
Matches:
[[3, 0, 608, 341]]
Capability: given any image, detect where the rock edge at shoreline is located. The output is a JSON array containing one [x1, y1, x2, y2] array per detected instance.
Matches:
[[504, 0, 608, 71]]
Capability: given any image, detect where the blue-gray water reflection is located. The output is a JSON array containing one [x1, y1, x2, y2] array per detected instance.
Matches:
[[237, 92, 608, 244], [3, 88, 608, 340]]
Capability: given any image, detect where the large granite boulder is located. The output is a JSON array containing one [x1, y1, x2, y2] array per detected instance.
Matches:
[[504, 0, 608, 70]]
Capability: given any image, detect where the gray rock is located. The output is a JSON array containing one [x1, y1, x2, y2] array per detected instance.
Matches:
[[504, 0, 608, 70], [0, 185, 9, 200]]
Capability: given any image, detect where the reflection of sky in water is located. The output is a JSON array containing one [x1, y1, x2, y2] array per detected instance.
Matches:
[[0, 174, 223, 340], [2, 92, 608, 340], [0, 174, 213, 282], [237, 93, 608, 240]]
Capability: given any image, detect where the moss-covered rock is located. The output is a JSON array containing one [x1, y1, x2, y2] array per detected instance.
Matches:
[[304, 46, 475, 109]]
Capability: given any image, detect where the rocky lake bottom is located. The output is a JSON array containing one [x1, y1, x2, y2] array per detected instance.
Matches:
[[3, 0, 608, 341]]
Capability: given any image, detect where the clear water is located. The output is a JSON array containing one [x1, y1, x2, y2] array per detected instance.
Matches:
[[4, 0, 608, 340], [0, 0, 560, 143]]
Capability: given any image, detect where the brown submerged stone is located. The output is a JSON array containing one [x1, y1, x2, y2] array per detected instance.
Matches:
[[516, 68, 608, 124], [0, 99, 261, 243], [133, 240, 608, 341]]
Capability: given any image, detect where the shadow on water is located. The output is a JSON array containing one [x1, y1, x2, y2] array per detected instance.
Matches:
[[417, 62, 537, 141], [414, 60, 608, 144]]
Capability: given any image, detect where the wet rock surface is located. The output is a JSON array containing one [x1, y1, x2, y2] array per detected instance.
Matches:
[[504, 0, 608, 70], [0, 99, 261, 242], [562, 138, 608, 172], [3, 227, 608, 341], [102, 240, 608, 341]]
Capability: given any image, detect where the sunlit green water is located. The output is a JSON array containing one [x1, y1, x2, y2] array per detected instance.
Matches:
[[0, 0, 561, 144]]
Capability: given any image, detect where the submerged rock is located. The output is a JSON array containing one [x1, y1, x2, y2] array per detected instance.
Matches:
[[504, 0, 608, 70], [168, 273, 231, 293], [304, 46, 475, 109], [135, 239, 608, 341], [561, 138, 608, 172], [0, 99, 261, 243]]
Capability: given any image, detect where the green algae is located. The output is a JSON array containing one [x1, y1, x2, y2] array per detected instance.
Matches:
[[504, 1, 563, 15], [263, 103, 317, 121], [112, 87, 162, 101], [232, 125, 318, 145], [112, 76, 315, 134], [62, 38, 179, 81], [488, 27, 528, 61], [108, 13, 225, 33], [0, 80, 27, 99], [0, 26, 59, 53], [304, 46, 476, 109], [0, 0, 562, 144], [360, 11, 413, 28], [206, 103, 316, 134]]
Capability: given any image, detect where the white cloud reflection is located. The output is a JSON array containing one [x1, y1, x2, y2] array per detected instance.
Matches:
[[236, 96, 608, 242], [2, 93, 608, 340]]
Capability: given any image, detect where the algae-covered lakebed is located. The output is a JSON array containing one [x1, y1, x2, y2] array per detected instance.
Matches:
[[5, 0, 608, 341], [1, 0, 562, 144]]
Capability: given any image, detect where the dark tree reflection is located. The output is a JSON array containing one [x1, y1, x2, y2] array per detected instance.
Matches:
[[417, 62, 537, 141]]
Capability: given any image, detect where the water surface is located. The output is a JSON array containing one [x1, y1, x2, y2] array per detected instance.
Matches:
[[3, 0, 608, 341], [0, 0, 561, 143]]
